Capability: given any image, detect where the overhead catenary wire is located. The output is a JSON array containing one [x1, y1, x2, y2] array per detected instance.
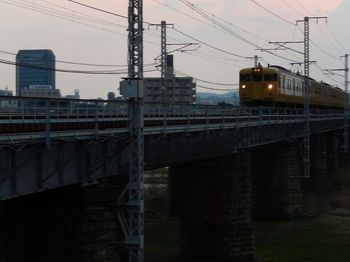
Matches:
[[249, 0, 295, 26], [67, 0, 154, 25], [326, 24, 349, 53], [293, 0, 313, 15], [312, 63, 344, 86], [158, 0, 273, 45], [0, 49, 157, 68], [174, 69, 239, 87], [0, 58, 158, 75], [177, 0, 302, 63], [173, 28, 246, 59], [67, 0, 129, 20], [196, 84, 239, 91], [280, 0, 348, 56], [181, 50, 248, 67], [246, 0, 342, 63], [1, 0, 252, 82], [0, 0, 169, 49], [0, 0, 128, 37], [280, 0, 304, 17]]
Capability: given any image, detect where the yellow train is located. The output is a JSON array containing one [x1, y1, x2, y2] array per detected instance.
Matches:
[[239, 65, 347, 108]]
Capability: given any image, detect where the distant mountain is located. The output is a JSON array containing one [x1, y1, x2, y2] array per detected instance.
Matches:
[[196, 91, 239, 105]]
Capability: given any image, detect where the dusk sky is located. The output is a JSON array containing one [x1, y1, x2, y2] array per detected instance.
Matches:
[[0, 0, 349, 98]]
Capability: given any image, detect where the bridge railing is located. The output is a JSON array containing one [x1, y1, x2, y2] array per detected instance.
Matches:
[[0, 96, 347, 140], [0, 95, 346, 118]]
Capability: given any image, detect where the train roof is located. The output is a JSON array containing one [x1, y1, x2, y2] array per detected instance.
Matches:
[[239, 67, 278, 73], [269, 65, 290, 72]]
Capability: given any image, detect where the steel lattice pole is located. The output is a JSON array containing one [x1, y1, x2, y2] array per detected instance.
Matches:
[[160, 20, 167, 102], [127, 0, 144, 261], [345, 54, 349, 153], [303, 16, 310, 178], [297, 16, 327, 178]]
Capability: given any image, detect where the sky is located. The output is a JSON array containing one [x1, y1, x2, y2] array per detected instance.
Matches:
[[0, 0, 349, 99]]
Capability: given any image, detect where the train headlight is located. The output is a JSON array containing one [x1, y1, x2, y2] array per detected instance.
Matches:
[[268, 84, 273, 90], [242, 85, 246, 89]]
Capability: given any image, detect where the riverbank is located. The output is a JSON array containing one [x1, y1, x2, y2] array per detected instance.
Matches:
[[144, 164, 350, 261]]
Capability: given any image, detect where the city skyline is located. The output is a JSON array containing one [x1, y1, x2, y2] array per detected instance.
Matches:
[[0, 0, 349, 98]]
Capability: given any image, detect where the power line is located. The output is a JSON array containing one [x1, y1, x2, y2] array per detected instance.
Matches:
[[2, 0, 126, 29], [313, 63, 343, 86], [293, 0, 313, 15], [0, 58, 158, 75], [249, 0, 295, 25], [182, 50, 247, 67], [175, 69, 239, 87], [67, 0, 129, 20], [245, 0, 343, 62], [286, 0, 348, 56], [326, 24, 349, 53], [295, 25, 340, 61], [173, 28, 246, 59], [161, 0, 268, 44], [280, 0, 304, 17], [0, 0, 127, 36], [67, 0, 154, 25], [0, 49, 157, 68], [153, 0, 229, 35], [196, 84, 238, 91], [177, 0, 302, 63]]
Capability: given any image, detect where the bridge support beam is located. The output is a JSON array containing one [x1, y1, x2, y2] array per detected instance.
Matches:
[[252, 142, 303, 220], [176, 153, 254, 262]]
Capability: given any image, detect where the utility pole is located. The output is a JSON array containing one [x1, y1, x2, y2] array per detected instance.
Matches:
[[149, 21, 174, 102], [119, 0, 144, 261], [344, 54, 349, 153], [297, 16, 327, 178], [246, 55, 262, 67]]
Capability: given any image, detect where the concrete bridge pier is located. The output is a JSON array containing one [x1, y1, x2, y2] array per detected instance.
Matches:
[[0, 183, 126, 262], [173, 153, 254, 262], [306, 134, 328, 195], [326, 131, 338, 171], [252, 142, 303, 220]]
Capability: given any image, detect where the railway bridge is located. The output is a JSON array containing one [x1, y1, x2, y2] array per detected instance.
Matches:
[[0, 96, 347, 261]]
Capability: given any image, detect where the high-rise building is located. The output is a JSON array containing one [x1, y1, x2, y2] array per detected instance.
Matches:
[[16, 49, 56, 96]]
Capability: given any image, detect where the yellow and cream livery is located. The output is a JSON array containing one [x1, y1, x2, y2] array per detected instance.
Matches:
[[239, 65, 346, 108]]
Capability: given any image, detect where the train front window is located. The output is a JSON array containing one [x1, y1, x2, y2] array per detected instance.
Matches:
[[240, 74, 251, 82], [252, 73, 262, 81], [264, 74, 277, 81]]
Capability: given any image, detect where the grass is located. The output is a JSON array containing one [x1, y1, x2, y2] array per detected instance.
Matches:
[[144, 189, 180, 262], [144, 214, 350, 262], [254, 215, 350, 262], [144, 217, 180, 262]]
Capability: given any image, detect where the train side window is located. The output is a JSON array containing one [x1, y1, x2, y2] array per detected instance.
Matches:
[[281, 76, 285, 93], [240, 74, 251, 82]]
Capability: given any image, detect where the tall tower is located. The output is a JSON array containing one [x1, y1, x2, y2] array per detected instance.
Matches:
[[16, 49, 56, 95]]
